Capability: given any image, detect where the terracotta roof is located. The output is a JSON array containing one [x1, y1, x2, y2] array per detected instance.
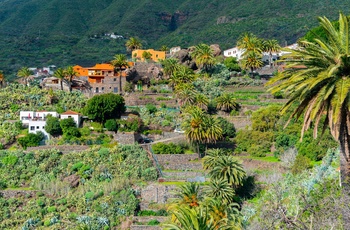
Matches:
[[61, 110, 81, 115], [88, 63, 114, 70]]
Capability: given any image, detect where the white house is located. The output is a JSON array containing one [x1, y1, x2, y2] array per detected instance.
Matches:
[[223, 47, 244, 60], [60, 110, 82, 127], [28, 120, 50, 139], [20, 111, 36, 124], [170, 46, 181, 55]]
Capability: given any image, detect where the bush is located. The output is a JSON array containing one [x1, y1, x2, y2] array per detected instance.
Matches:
[[63, 127, 81, 140], [0, 180, 7, 189], [104, 119, 118, 132], [60, 118, 76, 132], [45, 116, 62, 137], [147, 219, 160, 226], [138, 210, 157, 216], [217, 117, 236, 139], [145, 104, 157, 114], [91, 122, 103, 132], [291, 154, 311, 174], [118, 116, 143, 132], [18, 132, 44, 149], [152, 143, 184, 154]]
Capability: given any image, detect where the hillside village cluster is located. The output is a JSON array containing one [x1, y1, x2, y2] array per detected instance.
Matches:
[[24, 44, 297, 96]]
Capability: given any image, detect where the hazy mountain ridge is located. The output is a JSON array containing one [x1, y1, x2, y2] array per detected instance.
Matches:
[[0, 0, 349, 76]]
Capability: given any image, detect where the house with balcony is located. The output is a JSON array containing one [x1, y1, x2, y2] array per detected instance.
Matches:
[[60, 110, 82, 127], [132, 49, 166, 62], [74, 63, 132, 94]]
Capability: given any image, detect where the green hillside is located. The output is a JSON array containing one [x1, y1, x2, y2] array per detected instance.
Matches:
[[0, 0, 349, 76]]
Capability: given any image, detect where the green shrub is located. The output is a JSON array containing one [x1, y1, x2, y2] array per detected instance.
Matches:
[[145, 104, 157, 114], [91, 122, 103, 132], [71, 162, 84, 172], [44, 219, 51, 227], [1, 155, 18, 166], [85, 191, 94, 200], [291, 154, 311, 174], [60, 118, 76, 132], [0, 180, 7, 189], [17, 132, 44, 149], [147, 219, 160, 226], [152, 143, 184, 154], [104, 119, 118, 131], [138, 210, 157, 216], [37, 199, 45, 207], [63, 127, 81, 140], [47, 206, 56, 213], [80, 127, 91, 136]]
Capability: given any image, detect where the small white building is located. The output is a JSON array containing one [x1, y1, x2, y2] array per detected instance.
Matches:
[[170, 46, 181, 55], [20, 111, 36, 124], [28, 120, 49, 139], [223, 47, 244, 60], [60, 110, 82, 127]]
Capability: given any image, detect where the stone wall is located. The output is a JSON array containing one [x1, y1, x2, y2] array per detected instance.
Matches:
[[26, 145, 90, 154], [0, 190, 37, 198], [114, 132, 142, 144], [140, 184, 176, 207], [130, 226, 161, 230], [156, 154, 202, 170]]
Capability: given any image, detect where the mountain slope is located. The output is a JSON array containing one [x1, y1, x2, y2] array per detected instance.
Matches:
[[0, 0, 349, 77]]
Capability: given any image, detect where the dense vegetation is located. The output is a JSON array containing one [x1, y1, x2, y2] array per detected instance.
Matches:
[[1, 0, 350, 77], [0, 145, 157, 229]]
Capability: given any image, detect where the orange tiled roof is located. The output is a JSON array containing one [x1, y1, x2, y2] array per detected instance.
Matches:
[[88, 63, 114, 70], [61, 110, 81, 115]]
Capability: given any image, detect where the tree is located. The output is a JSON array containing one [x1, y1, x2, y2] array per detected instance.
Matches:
[[206, 179, 236, 204], [172, 183, 201, 208], [111, 54, 129, 94], [216, 93, 240, 113], [64, 66, 77, 92], [160, 45, 169, 52], [161, 58, 181, 77], [194, 93, 209, 111], [206, 155, 246, 188], [267, 13, 350, 186], [59, 117, 76, 132], [176, 86, 196, 107], [237, 33, 264, 75], [84, 93, 126, 123], [53, 68, 65, 90], [125, 37, 142, 51], [44, 116, 62, 137], [217, 117, 236, 139], [142, 51, 152, 61], [190, 44, 216, 72], [262, 39, 281, 68], [224, 57, 241, 72], [182, 107, 222, 156], [170, 65, 195, 88], [104, 119, 118, 131], [17, 67, 33, 85]]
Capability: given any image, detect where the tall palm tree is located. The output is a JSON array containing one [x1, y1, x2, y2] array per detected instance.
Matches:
[[125, 37, 142, 52], [237, 33, 264, 75], [160, 45, 169, 52], [262, 39, 281, 68], [164, 205, 220, 230], [194, 93, 209, 111], [208, 155, 246, 188], [17, 67, 34, 85], [190, 43, 216, 72], [53, 68, 65, 90], [172, 183, 201, 208], [216, 93, 240, 113], [267, 13, 350, 184], [203, 149, 227, 170], [161, 58, 181, 78], [206, 179, 236, 204], [175, 86, 196, 107], [170, 65, 195, 88], [141, 51, 152, 61], [111, 54, 129, 94], [64, 66, 77, 92], [182, 107, 222, 157]]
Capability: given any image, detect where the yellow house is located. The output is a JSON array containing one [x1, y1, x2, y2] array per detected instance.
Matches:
[[132, 49, 166, 62]]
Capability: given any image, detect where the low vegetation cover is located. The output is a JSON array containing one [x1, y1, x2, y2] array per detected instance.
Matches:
[[0, 145, 157, 229]]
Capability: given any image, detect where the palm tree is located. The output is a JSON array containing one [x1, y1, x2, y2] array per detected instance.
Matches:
[[125, 37, 142, 52], [203, 149, 227, 170], [182, 107, 222, 157], [160, 45, 169, 52], [172, 183, 201, 208], [190, 43, 216, 72], [17, 67, 34, 85], [111, 54, 129, 94], [161, 58, 181, 78], [170, 65, 195, 88], [267, 13, 350, 184], [164, 205, 220, 230], [53, 68, 65, 90], [194, 93, 209, 111], [64, 66, 77, 92], [175, 86, 196, 107], [206, 179, 236, 204], [237, 33, 264, 75], [262, 39, 281, 68], [240, 51, 264, 75], [208, 155, 246, 188], [216, 93, 240, 113]]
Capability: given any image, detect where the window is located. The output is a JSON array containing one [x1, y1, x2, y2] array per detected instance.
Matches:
[[114, 87, 118, 93], [156, 54, 158, 58], [42, 126, 45, 129], [114, 78, 116, 81], [96, 87, 99, 93], [36, 126, 39, 129], [102, 87, 104, 91], [68, 116, 72, 118], [30, 126, 35, 131]]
